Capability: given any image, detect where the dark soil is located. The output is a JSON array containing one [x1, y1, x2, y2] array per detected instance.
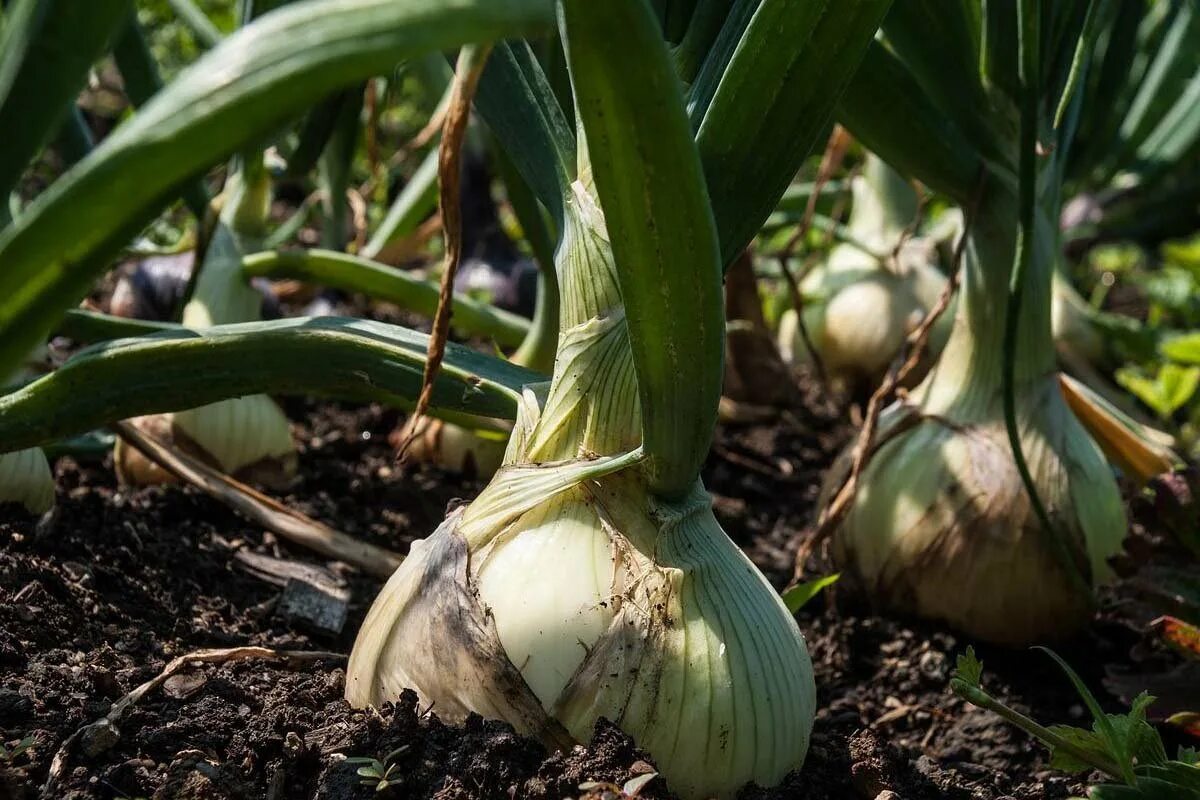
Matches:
[[0, 381, 1194, 799]]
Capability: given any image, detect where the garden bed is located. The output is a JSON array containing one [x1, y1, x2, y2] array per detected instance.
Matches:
[[1, 387, 1189, 799]]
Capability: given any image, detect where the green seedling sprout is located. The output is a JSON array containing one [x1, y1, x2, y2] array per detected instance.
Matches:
[[344, 745, 411, 793]]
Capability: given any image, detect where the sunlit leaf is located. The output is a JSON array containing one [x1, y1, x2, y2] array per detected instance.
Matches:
[[1162, 333, 1200, 366], [781, 573, 840, 614], [1115, 365, 1200, 419], [1045, 724, 1111, 774], [1163, 234, 1200, 272], [953, 646, 983, 687]]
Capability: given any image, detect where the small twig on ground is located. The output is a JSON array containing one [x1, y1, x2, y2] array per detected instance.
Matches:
[[42, 646, 343, 799], [789, 171, 987, 585], [113, 420, 402, 578], [397, 44, 493, 461], [711, 443, 791, 481]]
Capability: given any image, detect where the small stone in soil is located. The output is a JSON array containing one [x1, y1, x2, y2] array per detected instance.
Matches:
[[276, 577, 350, 634], [163, 671, 208, 700]]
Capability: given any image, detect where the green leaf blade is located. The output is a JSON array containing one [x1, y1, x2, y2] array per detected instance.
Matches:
[[241, 248, 532, 347], [954, 646, 984, 688], [0, 317, 540, 453], [561, 0, 725, 499], [837, 41, 983, 202], [0, 0, 134, 201], [474, 40, 576, 224], [0, 0, 555, 378], [696, 0, 895, 266], [781, 573, 839, 614]]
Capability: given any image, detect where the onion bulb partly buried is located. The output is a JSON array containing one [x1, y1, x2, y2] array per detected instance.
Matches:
[[115, 160, 297, 488], [389, 415, 508, 478], [827, 182, 1126, 645], [348, 181, 815, 800], [1, 352, 55, 514], [0, 447, 54, 514], [391, 260, 557, 481], [778, 155, 951, 390]]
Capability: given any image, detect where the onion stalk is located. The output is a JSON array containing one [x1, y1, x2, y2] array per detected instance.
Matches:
[[777, 155, 949, 389], [115, 156, 297, 486], [347, 180, 814, 798]]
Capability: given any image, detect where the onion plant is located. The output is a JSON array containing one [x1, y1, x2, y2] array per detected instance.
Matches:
[[115, 151, 300, 487], [767, 150, 1153, 407], [0, 0, 132, 510], [828, 0, 1137, 644], [0, 0, 891, 796], [347, 2, 895, 794], [777, 153, 950, 390]]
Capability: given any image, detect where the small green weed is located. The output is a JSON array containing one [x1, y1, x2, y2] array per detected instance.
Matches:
[[344, 745, 411, 793], [951, 647, 1200, 799]]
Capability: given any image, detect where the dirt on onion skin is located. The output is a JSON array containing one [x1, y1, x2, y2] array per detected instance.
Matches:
[[0, 384, 1192, 799]]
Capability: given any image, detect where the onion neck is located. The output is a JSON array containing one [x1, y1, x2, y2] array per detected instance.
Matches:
[[556, 182, 623, 329], [916, 179, 1058, 419], [515, 180, 642, 464], [183, 156, 271, 328]]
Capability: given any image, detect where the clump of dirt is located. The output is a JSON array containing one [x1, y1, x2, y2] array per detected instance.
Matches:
[[18, 662, 671, 800]]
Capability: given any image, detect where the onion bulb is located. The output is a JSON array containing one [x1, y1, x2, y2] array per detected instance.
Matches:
[[827, 184, 1126, 645], [390, 415, 507, 478], [347, 181, 815, 799], [115, 161, 297, 488], [0, 447, 54, 514], [1, 353, 55, 513], [778, 155, 950, 388]]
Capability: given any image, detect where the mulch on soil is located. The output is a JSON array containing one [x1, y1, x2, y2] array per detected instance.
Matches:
[[0, 384, 1193, 799]]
